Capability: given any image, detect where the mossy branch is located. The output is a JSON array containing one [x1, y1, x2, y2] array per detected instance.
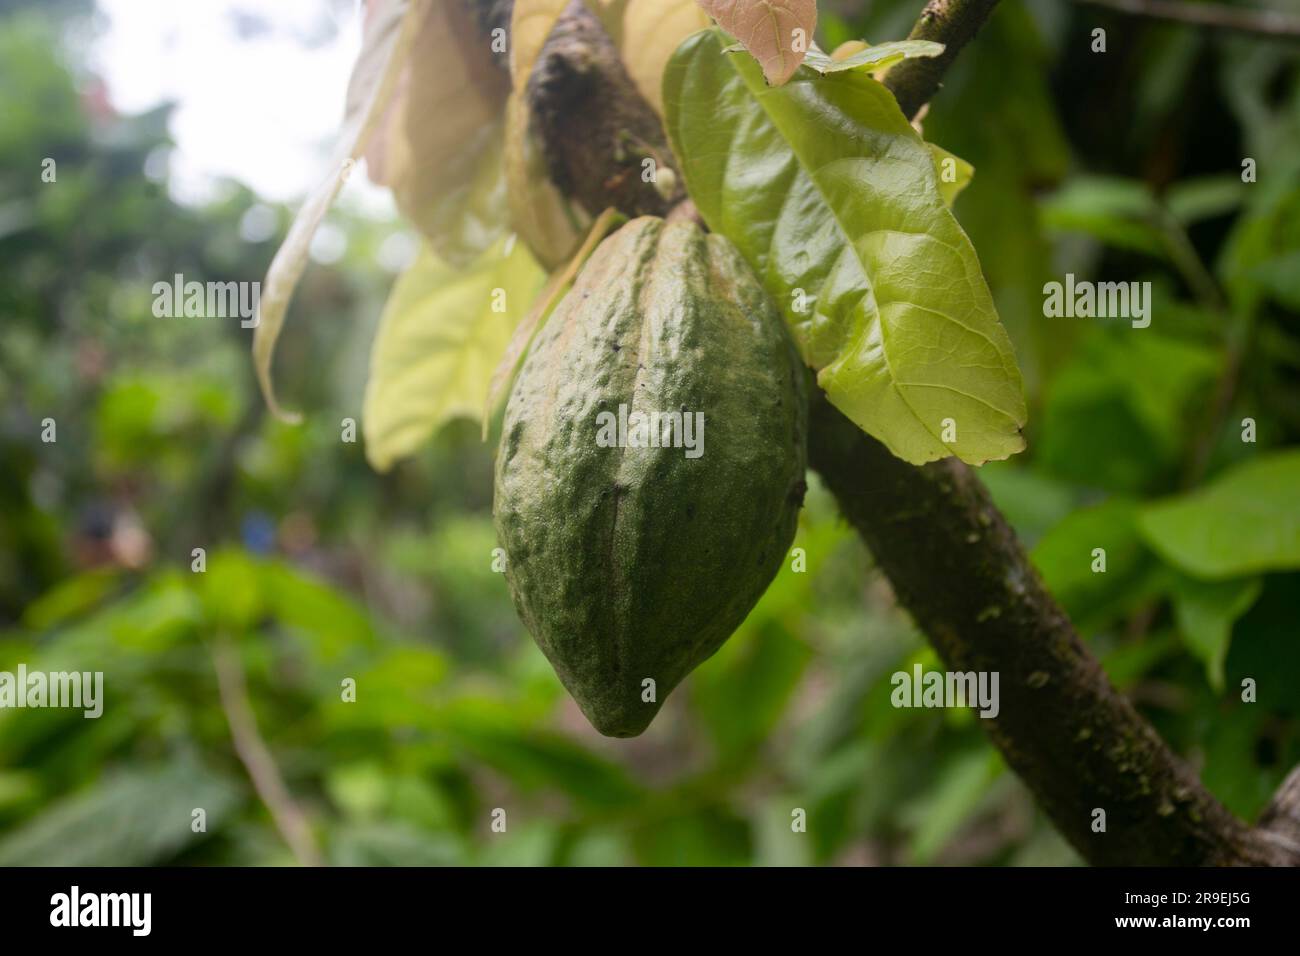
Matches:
[[882, 0, 1003, 121]]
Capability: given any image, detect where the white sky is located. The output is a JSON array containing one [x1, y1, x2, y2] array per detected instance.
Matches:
[[90, 0, 395, 217]]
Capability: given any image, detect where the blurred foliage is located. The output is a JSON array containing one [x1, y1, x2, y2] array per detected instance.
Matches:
[[0, 0, 1298, 866]]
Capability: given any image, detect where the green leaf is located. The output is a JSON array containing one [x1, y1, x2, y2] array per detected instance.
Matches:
[[664, 29, 1026, 465], [1101, 631, 1177, 689], [362, 236, 545, 472], [928, 143, 973, 207], [197, 550, 265, 633], [902, 749, 1001, 863], [445, 724, 643, 810], [1138, 451, 1300, 578], [801, 39, 944, 75], [331, 822, 464, 867], [1252, 249, 1300, 311], [1170, 574, 1262, 690], [631, 804, 751, 866], [476, 821, 561, 866], [978, 462, 1076, 543], [1226, 573, 1300, 715], [694, 621, 812, 761], [1165, 175, 1247, 226], [1031, 498, 1157, 628], [21, 568, 121, 631], [1039, 175, 1166, 257], [916, 2, 1071, 397], [753, 796, 814, 866], [1038, 330, 1218, 492], [0, 759, 242, 866], [262, 561, 377, 662]]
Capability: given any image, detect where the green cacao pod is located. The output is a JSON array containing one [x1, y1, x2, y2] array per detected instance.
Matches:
[[493, 216, 808, 737]]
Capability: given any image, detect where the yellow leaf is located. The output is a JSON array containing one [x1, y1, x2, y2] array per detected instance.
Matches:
[[928, 143, 974, 207], [504, 91, 589, 270], [622, 0, 710, 115], [510, 0, 570, 93], [483, 208, 626, 432], [829, 40, 866, 61], [253, 0, 424, 423], [364, 237, 545, 472], [368, 0, 511, 266]]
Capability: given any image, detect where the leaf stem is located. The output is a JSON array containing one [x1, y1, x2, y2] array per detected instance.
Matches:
[[212, 632, 323, 867]]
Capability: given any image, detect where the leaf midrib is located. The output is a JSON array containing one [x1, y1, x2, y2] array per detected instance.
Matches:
[[722, 52, 1001, 449]]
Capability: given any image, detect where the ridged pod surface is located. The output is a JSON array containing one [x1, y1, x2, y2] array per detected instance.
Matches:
[[494, 217, 807, 736]]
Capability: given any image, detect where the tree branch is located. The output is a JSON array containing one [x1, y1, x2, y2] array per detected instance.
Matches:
[[1256, 765, 1300, 858], [1074, 0, 1300, 42], [528, 0, 683, 219], [808, 394, 1288, 865], [501, 0, 1300, 865], [883, 0, 1003, 121]]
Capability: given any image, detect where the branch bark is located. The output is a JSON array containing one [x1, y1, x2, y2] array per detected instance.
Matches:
[[1074, 0, 1300, 42], [527, 0, 683, 219], [499, 0, 1300, 866], [808, 394, 1285, 865], [882, 0, 1003, 121]]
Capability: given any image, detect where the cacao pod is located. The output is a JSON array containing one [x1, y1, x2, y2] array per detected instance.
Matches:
[[493, 216, 807, 737]]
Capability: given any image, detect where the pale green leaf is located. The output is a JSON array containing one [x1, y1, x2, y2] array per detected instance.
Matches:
[[623, 0, 710, 116], [1138, 451, 1300, 579], [363, 236, 545, 472], [253, 0, 421, 422], [664, 29, 1026, 465], [698, 0, 817, 86], [1038, 175, 1166, 257], [928, 143, 973, 207], [802, 39, 943, 75], [0, 759, 242, 866]]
